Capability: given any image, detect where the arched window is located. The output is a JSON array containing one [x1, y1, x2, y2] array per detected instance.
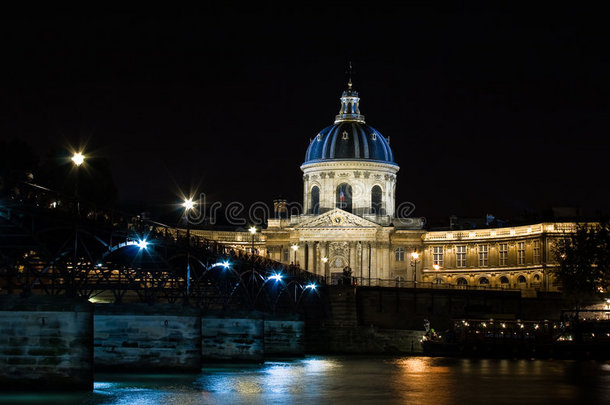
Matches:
[[371, 185, 382, 214], [500, 276, 509, 284], [518, 275, 527, 284], [479, 277, 490, 285], [310, 186, 320, 214], [336, 183, 352, 213], [457, 278, 468, 285], [434, 278, 443, 285], [533, 274, 540, 281]]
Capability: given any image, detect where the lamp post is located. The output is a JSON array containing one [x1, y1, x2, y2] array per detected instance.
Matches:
[[249, 226, 257, 254], [411, 251, 420, 288], [291, 244, 299, 266], [70, 151, 85, 297], [71, 151, 85, 216], [183, 198, 195, 296]]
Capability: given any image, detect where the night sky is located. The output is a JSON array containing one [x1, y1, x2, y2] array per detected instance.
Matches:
[[1, 5, 609, 225]]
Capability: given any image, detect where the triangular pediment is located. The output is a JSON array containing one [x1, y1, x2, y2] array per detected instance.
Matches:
[[295, 208, 381, 229]]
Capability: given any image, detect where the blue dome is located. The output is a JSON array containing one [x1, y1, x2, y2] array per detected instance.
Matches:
[[303, 83, 396, 165], [304, 122, 395, 164]]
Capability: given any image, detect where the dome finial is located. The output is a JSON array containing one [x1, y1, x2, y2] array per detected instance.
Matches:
[[346, 61, 353, 89]]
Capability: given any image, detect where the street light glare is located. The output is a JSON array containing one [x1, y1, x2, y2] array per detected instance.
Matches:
[[305, 283, 317, 290], [249, 226, 257, 234], [183, 198, 195, 211], [71, 152, 85, 166], [291, 244, 299, 251], [137, 239, 149, 250], [411, 251, 419, 260], [269, 273, 283, 282]]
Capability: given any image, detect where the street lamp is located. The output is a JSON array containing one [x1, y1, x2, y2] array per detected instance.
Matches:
[[70, 150, 85, 297], [291, 244, 299, 266], [249, 226, 257, 254], [411, 251, 420, 287], [71, 152, 85, 167], [71, 151, 85, 215], [183, 197, 196, 296]]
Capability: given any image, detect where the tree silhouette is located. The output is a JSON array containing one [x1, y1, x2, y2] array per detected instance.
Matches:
[[552, 222, 610, 308]]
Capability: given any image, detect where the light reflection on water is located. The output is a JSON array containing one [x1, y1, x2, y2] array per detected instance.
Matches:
[[1, 356, 609, 404]]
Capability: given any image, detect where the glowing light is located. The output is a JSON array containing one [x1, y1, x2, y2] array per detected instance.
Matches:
[[305, 283, 317, 290], [96, 263, 103, 267], [433, 264, 441, 270], [291, 244, 299, 251], [321, 257, 328, 263], [269, 273, 283, 282], [411, 251, 419, 260], [249, 226, 257, 234], [212, 261, 231, 269], [137, 239, 148, 250], [71, 151, 85, 166], [182, 198, 195, 211]]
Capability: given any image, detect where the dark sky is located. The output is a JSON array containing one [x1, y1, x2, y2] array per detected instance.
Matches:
[[1, 5, 609, 224]]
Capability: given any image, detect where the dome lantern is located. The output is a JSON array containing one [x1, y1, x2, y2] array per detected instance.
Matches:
[[303, 80, 396, 166]]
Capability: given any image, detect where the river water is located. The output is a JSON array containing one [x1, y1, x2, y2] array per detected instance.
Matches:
[[2, 356, 609, 404]]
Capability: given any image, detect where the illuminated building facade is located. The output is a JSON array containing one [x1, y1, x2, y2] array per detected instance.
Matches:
[[192, 80, 573, 291]]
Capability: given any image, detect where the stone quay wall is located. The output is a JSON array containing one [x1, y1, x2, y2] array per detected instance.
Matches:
[[94, 304, 202, 372], [0, 296, 93, 391], [305, 286, 565, 354]]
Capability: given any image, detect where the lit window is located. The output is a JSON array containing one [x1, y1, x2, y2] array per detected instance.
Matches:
[[499, 243, 508, 266], [533, 240, 541, 263], [478, 245, 488, 267], [395, 247, 405, 262], [456, 245, 466, 268], [518, 242, 525, 265], [433, 246, 444, 266]]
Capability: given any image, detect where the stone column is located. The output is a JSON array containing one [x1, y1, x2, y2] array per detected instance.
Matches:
[[297, 243, 306, 268], [307, 242, 315, 272], [363, 243, 370, 285], [349, 242, 357, 271], [320, 242, 328, 279], [353, 242, 362, 284], [371, 243, 378, 281]]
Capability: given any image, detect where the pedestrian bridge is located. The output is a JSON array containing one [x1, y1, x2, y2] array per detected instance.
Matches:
[[0, 183, 323, 315]]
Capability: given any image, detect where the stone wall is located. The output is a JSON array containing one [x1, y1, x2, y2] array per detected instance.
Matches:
[[264, 318, 304, 357], [201, 316, 264, 362], [0, 296, 93, 391], [306, 285, 565, 354], [93, 304, 201, 372]]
